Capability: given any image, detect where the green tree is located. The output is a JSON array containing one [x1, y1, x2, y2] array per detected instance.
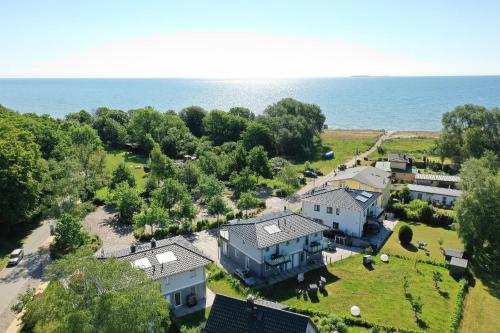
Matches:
[[65, 110, 93, 125], [455, 155, 500, 263], [179, 106, 207, 137], [22, 250, 170, 333], [92, 107, 129, 148], [128, 107, 163, 151], [247, 146, 273, 183], [152, 179, 189, 213], [237, 192, 260, 217], [207, 195, 227, 222], [229, 107, 255, 120], [411, 296, 423, 322], [69, 125, 106, 200], [277, 164, 300, 194], [109, 182, 143, 223], [230, 168, 257, 198], [109, 162, 136, 189], [399, 225, 413, 245], [149, 143, 175, 184], [133, 204, 169, 233], [203, 110, 247, 146], [0, 120, 44, 231], [177, 162, 202, 190], [174, 196, 198, 223], [196, 174, 225, 201], [432, 271, 442, 290], [241, 122, 274, 153], [54, 214, 86, 250], [400, 186, 411, 204]]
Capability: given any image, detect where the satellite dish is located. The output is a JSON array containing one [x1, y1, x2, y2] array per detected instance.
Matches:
[[350, 306, 361, 317], [380, 254, 389, 263]]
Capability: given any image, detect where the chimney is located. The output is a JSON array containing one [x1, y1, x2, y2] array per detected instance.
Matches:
[[151, 238, 156, 248], [284, 206, 287, 211], [130, 244, 136, 253], [246, 294, 255, 309]]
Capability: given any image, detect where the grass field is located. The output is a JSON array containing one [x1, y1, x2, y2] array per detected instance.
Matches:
[[382, 221, 463, 262], [295, 129, 383, 174], [369, 137, 438, 161], [95, 149, 148, 200]]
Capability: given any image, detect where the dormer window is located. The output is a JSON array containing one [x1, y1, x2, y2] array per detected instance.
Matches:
[[336, 208, 340, 215], [327, 207, 333, 214], [314, 205, 320, 212]]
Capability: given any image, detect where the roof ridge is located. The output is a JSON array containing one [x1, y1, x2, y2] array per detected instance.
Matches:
[[174, 241, 214, 263]]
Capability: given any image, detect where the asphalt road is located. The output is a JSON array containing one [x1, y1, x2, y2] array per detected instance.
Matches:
[[0, 220, 52, 333]]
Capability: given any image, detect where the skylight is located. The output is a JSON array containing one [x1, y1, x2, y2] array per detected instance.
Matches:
[[355, 195, 368, 203], [156, 251, 177, 264], [132, 258, 152, 269], [264, 224, 281, 234], [361, 191, 373, 198]]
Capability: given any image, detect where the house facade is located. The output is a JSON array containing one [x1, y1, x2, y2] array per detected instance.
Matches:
[[301, 187, 380, 238], [330, 166, 391, 207], [103, 236, 212, 311], [220, 210, 328, 280], [415, 173, 460, 189], [408, 184, 463, 207]]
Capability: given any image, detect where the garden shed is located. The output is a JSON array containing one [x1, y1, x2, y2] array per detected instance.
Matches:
[[450, 257, 468, 276], [445, 249, 464, 261]]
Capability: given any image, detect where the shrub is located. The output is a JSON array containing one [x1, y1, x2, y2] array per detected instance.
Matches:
[[153, 228, 170, 239], [226, 210, 235, 221], [167, 224, 179, 235], [450, 279, 469, 333], [258, 200, 266, 209], [399, 225, 413, 245]]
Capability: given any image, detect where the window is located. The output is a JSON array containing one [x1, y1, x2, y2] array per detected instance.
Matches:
[[332, 222, 339, 229], [234, 249, 239, 257], [265, 247, 269, 252], [174, 292, 181, 307], [314, 204, 320, 212], [296, 238, 300, 243], [190, 269, 197, 278], [417, 193, 423, 199], [336, 208, 340, 215], [313, 218, 323, 224], [314, 233, 318, 237], [286, 241, 290, 245], [327, 207, 333, 214]]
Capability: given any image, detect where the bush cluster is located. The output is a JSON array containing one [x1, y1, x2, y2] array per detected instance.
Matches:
[[393, 200, 454, 227], [449, 279, 469, 333]]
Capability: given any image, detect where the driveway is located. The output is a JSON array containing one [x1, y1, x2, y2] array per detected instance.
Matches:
[[81, 205, 135, 253], [0, 220, 52, 333], [186, 230, 220, 265]]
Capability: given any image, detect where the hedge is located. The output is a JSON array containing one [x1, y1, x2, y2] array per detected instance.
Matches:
[[387, 252, 450, 268], [449, 279, 469, 333]]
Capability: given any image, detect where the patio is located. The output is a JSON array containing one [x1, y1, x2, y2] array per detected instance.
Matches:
[[173, 288, 215, 317]]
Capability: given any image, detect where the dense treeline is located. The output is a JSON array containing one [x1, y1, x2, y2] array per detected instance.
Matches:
[[0, 98, 325, 234]]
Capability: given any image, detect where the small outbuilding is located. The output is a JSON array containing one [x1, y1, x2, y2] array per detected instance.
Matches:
[[445, 249, 464, 261], [450, 257, 468, 276]]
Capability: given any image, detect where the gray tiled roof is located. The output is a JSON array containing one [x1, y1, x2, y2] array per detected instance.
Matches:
[[445, 249, 464, 259], [332, 166, 390, 189], [302, 186, 380, 211], [102, 236, 212, 279], [415, 173, 460, 183], [389, 153, 413, 163], [408, 184, 463, 197], [223, 210, 328, 249], [205, 294, 317, 333], [450, 257, 468, 268]]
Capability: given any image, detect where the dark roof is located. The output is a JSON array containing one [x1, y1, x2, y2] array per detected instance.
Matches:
[[223, 210, 328, 249], [204, 294, 317, 333], [301, 186, 380, 211], [102, 236, 212, 279], [445, 249, 464, 259], [450, 257, 468, 268]]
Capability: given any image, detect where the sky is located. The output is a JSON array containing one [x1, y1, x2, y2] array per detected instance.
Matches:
[[1, 0, 499, 78]]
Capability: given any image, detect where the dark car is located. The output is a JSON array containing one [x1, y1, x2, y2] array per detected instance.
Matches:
[[8, 249, 24, 266], [303, 170, 318, 178], [338, 164, 347, 171]]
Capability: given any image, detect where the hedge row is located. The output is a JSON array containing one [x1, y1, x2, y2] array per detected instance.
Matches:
[[386, 252, 450, 268], [289, 307, 421, 333], [449, 279, 469, 333]]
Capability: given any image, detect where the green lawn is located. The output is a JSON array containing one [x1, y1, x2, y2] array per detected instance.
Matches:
[[368, 137, 439, 161], [382, 221, 463, 262], [295, 130, 383, 174], [259, 255, 461, 332], [173, 307, 211, 332], [95, 149, 148, 200]]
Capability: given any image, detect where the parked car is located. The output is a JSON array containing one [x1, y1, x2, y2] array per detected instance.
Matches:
[[8, 249, 24, 266], [303, 170, 318, 178], [338, 164, 347, 171], [234, 268, 256, 286]]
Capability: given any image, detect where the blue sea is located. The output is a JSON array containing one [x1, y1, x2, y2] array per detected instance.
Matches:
[[1, 76, 499, 130]]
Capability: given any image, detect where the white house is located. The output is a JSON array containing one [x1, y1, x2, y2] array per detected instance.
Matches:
[[220, 210, 328, 281], [408, 184, 463, 207], [103, 236, 212, 312], [301, 186, 381, 238]]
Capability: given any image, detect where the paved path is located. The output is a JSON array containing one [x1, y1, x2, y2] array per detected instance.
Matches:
[[81, 206, 135, 253], [263, 131, 394, 214], [0, 220, 53, 333]]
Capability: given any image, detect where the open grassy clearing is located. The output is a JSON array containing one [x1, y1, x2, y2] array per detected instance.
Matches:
[[294, 129, 383, 174], [258, 255, 461, 332], [382, 221, 463, 262], [369, 137, 438, 161], [95, 149, 148, 200]]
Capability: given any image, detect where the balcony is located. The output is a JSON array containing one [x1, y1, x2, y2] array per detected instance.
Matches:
[[304, 241, 327, 254], [265, 253, 291, 266]]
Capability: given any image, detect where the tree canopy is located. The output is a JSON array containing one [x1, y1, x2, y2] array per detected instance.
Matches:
[[179, 106, 207, 137]]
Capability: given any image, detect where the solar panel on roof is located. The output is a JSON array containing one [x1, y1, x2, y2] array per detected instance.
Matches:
[[264, 224, 281, 234], [132, 257, 152, 269], [355, 195, 368, 202], [156, 251, 177, 264], [361, 191, 373, 198]]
